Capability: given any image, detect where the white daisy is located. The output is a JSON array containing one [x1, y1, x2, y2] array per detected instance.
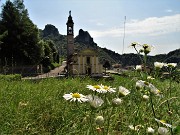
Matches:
[[136, 80, 146, 89], [86, 84, 101, 92], [154, 62, 165, 69], [118, 86, 130, 97], [86, 95, 104, 108], [98, 84, 116, 93], [166, 63, 177, 67], [63, 93, 88, 103], [136, 80, 161, 95], [87, 84, 116, 93], [155, 118, 172, 128]]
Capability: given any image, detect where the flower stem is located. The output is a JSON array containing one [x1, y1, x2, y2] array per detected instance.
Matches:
[[149, 93, 159, 127], [106, 107, 114, 134]]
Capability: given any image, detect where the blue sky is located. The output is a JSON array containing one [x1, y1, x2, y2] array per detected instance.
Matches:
[[0, 0, 180, 55]]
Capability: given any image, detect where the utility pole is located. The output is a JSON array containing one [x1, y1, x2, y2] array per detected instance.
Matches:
[[122, 16, 126, 54]]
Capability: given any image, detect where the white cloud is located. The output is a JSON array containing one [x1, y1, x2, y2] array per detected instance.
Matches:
[[165, 9, 173, 13], [96, 22, 104, 26], [89, 14, 180, 38]]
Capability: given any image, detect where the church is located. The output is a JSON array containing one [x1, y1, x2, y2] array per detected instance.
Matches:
[[66, 11, 103, 76]]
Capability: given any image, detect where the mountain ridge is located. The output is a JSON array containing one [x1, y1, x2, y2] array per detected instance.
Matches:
[[40, 24, 180, 67]]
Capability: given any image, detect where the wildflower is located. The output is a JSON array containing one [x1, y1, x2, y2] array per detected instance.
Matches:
[[86, 95, 104, 109], [87, 84, 101, 92], [129, 124, 143, 131], [149, 84, 161, 95], [136, 80, 161, 95], [143, 95, 149, 101], [143, 44, 149, 49], [154, 62, 165, 69], [158, 127, 168, 135], [151, 88, 161, 95], [147, 127, 155, 134], [136, 80, 146, 89], [129, 125, 135, 130], [112, 98, 123, 107], [166, 63, 177, 68], [155, 118, 172, 128], [98, 84, 116, 93], [135, 65, 142, 71], [143, 44, 151, 54], [63, 92, 88, 103], [18, 101, 29, 107], [118, 86, 130, 97], [95, 116, 104, 126], [147, 76, 155, 80], [139, 49, 144, 53], [131, 42, 139, 47], [87, 84, 116, 93]]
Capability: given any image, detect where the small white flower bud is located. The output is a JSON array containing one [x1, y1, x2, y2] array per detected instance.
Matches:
[[147, 127, 155, 134], [112, 98, 123, 107], [95, 116, 104, 126], [158, 127, 168, 135], [143, 95, 149, 101]]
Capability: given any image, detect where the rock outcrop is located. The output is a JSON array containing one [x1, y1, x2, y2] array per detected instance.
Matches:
[[75, 29, 96, 46]]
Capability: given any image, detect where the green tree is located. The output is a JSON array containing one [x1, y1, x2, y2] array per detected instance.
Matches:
[[0, 0, 43, 66], [46, 40, 59, 63]]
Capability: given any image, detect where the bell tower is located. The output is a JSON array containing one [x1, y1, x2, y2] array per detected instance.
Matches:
[[66, 11, 74, 76], [66, 10, 74, 57]]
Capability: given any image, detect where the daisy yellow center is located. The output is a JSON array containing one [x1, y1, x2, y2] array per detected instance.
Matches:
[[160, 120, 166, 123], [72, 93, 81, 98], [94, 85, 101, 89], [103, 86, 109, 90], [144, 81, 149, 86]]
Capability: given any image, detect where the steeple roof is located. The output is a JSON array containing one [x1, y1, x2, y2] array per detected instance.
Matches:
[[66, 10, 74, 24]]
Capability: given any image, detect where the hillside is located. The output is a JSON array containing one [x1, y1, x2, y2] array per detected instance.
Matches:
[[40, 24, 180, 67]]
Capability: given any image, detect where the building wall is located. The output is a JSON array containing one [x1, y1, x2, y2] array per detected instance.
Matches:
[[72, 54, 102, 75]]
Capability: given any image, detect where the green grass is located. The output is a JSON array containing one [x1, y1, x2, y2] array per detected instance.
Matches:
[[0, 72, 179, 135]]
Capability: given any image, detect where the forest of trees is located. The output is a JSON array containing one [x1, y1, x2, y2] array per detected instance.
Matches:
[[0, 0, 59, 70]]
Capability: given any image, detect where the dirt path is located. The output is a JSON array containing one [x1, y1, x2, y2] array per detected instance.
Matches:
[[23, 65, 66, 80], [36, 65, 66, 78]]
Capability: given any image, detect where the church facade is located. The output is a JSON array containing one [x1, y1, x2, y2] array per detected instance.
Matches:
[[66, 11, 103, 75]]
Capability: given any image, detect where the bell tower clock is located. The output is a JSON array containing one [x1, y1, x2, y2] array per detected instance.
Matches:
[[66, 10, 74, 57]]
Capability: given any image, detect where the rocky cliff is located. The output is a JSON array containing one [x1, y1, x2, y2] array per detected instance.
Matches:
[[75, 29, 97, 46]]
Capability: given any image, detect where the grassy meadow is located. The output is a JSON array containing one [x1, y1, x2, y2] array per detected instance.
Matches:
[[0, 70, 179, 135]]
